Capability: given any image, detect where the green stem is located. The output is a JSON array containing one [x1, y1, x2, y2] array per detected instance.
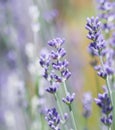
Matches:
[[84, 118, 88, 130], [54, 93, 68, 130], [106, 76, 113, 105], [54, 93, 64, 119], [94, 71, 100, 95], [63, 81, 78, 130], [69, 105, 78, 130], [108, 126, 111, 130], [99, 56, 113, 105], [63, 80, 68, 95]]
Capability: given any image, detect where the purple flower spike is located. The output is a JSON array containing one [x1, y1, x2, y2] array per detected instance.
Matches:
[[45, 108, 60, 130], [95, 92, 113, 126], [86, 17, 106, 56], [62, 93, 75, 105], [40, 38, 71, 84]]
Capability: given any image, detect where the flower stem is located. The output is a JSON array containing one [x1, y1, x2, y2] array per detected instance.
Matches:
[[54, 93, 68, 130], [99, 56, 113, 105], [63, 80, 68, 95], [63, 81, 78, 130], [54, 93, 64, 119], [69, 105, 78, 130]]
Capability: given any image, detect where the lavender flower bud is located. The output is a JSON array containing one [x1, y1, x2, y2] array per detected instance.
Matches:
[[61, 69, 71, 81], [45, 108, 60, 130], [62, 93, 75, 105], [46, 83, 59, 94]]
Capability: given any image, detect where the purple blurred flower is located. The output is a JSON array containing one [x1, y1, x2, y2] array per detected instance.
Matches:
[[82, 92, 92, 118], [45, 108, 60, 130], [44, 9, 58, 22], [97, 0, 115, 32]]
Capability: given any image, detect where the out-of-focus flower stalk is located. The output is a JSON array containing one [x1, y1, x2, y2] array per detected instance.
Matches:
[[62, 80, 78, 130]]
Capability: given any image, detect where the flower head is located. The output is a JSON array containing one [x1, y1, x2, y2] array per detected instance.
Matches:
[[39, 38, 71, 84], [86, 17, 106, 56], [62, 93, 75, 105], [45, 108, 60, 130], [95, 92, 113, 126]]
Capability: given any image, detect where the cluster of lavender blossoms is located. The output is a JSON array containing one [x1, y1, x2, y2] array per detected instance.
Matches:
[[95, 91, 113, 126], [86, 0, 115, 129], [39, 38, 76, 130], [40, 38, 71, 84], [86, 16, 112, 79], [97, 0, 115, 32], [45, 108, 60, 130]]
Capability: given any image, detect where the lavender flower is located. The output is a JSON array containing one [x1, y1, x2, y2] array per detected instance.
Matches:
[[39, 38, 71, 84], [94, 64, 113, 79], [86, 17, 106, 56], [62, 93, 75, 106], [45, 108, 60, 130], [97, 0, 115, 32], [95, 92, 113, 126], [82, 92, 92, 118], [39, 52, 50, 69]]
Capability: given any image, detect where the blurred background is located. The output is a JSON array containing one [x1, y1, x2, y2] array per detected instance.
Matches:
[[0, 0, 104, 130]]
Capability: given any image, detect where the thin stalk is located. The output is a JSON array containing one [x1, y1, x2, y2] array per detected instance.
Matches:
[[100, 56, 114, 130], [54, 93, 68, 130], [63, 80, 68, 95], [84, 118, 88, 130], [54, 93, 64, 119], [99, 56, 113, 105], [94, 71, 100, 95], [108, 126, 111, 130], [106, 76, 113, 105], [112, 90, 115, 130], [63, 81, 78, 130], [40, 114, 44, 130], [69, 105, 78, 130]]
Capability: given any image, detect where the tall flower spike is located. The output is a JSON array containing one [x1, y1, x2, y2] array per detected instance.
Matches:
[[97, 0, 115, 32], [95, 92, 113, 126], [39, 38, 71, 84], [48, 38, 71, 82], [45, 108, 61, 130], [86, 17, 106, 56]]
